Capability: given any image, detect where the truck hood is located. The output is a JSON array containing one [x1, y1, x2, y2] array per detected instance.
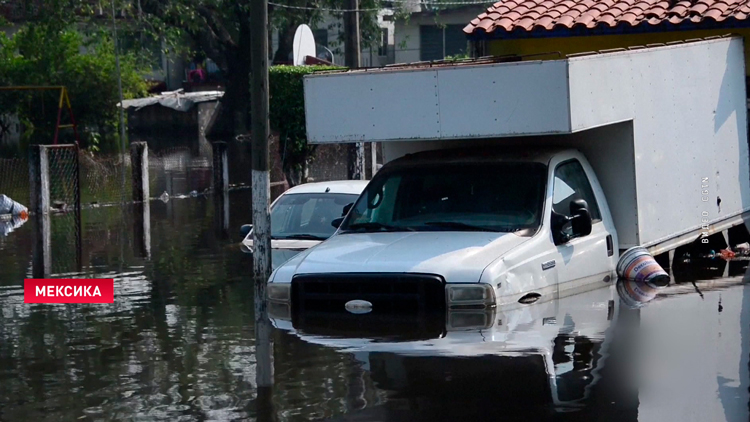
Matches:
[[274, 231, 530, 283]]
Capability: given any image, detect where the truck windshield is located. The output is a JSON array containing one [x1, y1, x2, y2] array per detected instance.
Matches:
[[271, 193, 361, 240], [339, 162, 547, 233]]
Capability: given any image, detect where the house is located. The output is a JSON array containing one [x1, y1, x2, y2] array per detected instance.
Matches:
[[270, 9, 396, 67], [394, 4, 490, 63], [268, 3, 495, 68], [463, 0, 750, 81]]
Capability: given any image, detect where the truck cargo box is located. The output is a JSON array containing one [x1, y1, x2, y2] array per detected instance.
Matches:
[[303, 36, 750, 253]]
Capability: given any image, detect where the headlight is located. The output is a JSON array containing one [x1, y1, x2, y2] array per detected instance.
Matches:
[[446, 284, 495, 309], [267, 283, 290, 302]]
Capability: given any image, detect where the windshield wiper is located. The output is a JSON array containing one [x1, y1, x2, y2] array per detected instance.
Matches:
[[423, 221, 501, 232], [275, 234, 328, 240], [344, 222, 415, 232]]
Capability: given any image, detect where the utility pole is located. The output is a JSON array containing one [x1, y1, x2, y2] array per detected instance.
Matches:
[[251, 0, 272, 288], [250, 0, 274, 405], [344, 0, 365, 180]]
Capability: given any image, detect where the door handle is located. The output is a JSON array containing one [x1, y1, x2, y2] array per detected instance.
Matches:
[[606, 235, 614, 257]]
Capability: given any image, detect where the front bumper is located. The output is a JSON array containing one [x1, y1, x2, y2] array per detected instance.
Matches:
[[268, 300, 497, 333]]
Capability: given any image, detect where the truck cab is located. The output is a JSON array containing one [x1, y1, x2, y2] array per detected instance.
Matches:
[[267, 146, 618, 314]]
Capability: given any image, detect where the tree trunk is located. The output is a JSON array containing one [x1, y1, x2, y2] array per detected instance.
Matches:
[[272, 22, 296, 65], [283, 162, 309, 188], [206, 51, 252, 142]]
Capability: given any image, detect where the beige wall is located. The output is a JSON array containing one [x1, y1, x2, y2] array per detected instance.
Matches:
[[488, 29, 750, 76]]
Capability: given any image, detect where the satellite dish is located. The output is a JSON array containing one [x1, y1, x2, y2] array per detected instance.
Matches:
[[293, 24, 316, 66]]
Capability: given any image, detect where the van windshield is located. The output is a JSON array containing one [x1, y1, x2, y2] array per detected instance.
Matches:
[[339, 162, 547, 233]]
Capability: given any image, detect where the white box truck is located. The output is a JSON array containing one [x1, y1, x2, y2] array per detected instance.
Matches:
[[266, 35, 750, 314]]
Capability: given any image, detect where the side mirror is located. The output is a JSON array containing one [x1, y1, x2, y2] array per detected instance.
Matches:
[[342, 203, 354, 216], [570, 199, 592, 238], [240, 224, 253, 237], [552, 199, 592, 245], [331, 217, 344, 228]]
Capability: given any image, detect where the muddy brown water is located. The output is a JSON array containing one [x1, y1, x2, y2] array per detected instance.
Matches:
[[0, 190, 748, 422]]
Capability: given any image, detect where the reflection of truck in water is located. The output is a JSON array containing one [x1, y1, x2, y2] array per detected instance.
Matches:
[[271, 284, 641, 413], [267, 36, 750, 313]]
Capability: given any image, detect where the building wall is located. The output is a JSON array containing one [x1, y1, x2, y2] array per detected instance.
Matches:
[[487, 29, 750, 76], [270, 10, 395, 67], [394, 8, 486, 64]]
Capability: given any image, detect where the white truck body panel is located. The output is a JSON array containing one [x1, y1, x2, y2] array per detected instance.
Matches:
[[567, 38, 750, 249], [303, 36, 750, 253], [304, 60, 572, 142]]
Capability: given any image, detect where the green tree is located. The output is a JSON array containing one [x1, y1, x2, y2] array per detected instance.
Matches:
[[134, 0, 392, 141], [0, 24, 149, 155]]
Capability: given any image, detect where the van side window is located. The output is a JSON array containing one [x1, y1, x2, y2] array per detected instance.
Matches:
[[552, 160, 601, 222]]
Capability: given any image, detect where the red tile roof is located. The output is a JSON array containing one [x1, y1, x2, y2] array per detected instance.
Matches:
[[464, 0, 750, 36]]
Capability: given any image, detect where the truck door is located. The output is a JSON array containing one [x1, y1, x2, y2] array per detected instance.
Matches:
[[550, 159, 614, 295]]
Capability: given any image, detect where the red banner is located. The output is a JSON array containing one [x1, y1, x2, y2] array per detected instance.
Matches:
[[24, 279, 114, 304]]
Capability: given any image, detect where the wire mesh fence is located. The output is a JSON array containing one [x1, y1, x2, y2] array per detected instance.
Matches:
[[79, 151, 130, 206], [309, 144, 350, 182], [47, 146, 80, 213], [1, 141, 369, 213], [46, 145, 82, 275]]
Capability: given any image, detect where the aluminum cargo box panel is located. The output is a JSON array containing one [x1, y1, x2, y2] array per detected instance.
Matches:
[[304, 70, 442, 143], [436, 61, 571, 138], [303, 61, 571, 144], [568, 37, 750, 247]]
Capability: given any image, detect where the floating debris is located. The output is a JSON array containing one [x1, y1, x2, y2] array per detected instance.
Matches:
[[0, 194, 28, 218]]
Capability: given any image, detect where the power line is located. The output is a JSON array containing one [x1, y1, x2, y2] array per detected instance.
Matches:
[[268, 0, 495, 12], [389, 0, 496, 4], [269, 2, 380, 12]]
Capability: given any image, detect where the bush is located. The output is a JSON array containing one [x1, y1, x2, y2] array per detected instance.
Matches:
[[268, 65, 345, 186]]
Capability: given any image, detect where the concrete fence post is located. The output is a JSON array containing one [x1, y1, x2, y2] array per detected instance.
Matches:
[[134, 201, 151, 260], [29, 145, 50, 216], [29, 145, 51, 278], [130, 142, 150, 203], [212, 141, 229, 194]]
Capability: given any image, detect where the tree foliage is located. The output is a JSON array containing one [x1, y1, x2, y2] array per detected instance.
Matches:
[[269, 65, 345, 186], [133, 0, 392, 139], [270, 0, 390, 64], [0, 23, 149, 156]]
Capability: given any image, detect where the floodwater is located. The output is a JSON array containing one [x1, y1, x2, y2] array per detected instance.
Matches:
[[1, 190, 749, 422]]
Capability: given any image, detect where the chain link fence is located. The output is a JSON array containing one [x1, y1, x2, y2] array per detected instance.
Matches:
[[1, 141, 369, 213], [309, 144, 350, 182], [46, 145, 82, 275], [79, 151, 130, 206]]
